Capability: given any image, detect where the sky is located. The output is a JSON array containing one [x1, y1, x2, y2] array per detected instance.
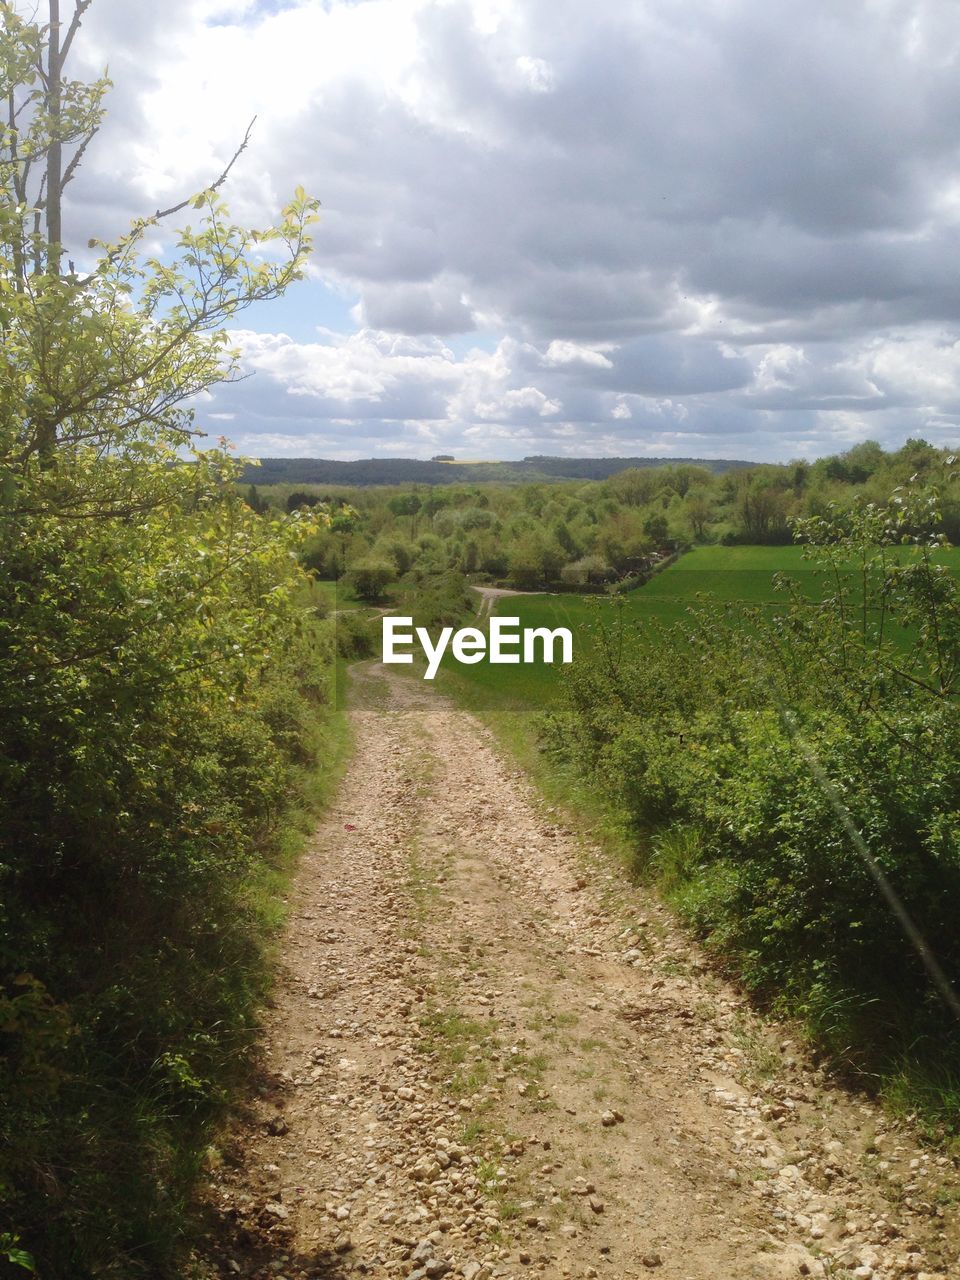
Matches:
[[53, 0, 960, 462]]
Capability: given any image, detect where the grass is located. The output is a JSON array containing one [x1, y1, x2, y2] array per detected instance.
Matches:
[[21, 644, 358, 1279], [219, 650, 354, 1044], [879, 1055, 960, 1153], [433, 542, 960, 711], [727, 1017, 784, 1086], [303, 576, 376, 612], [418, 1008, 491, 1057], [428, 544, 960, 1138]]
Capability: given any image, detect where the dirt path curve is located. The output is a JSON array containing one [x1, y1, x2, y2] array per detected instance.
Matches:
[[470, 587, 552, 618], [200, 667, 958, 1280]]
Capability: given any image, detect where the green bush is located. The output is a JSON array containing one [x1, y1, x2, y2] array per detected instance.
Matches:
[[0, 501, 339, 1273], [333, 608, 380, 660], [346, 560, 394, 601], [405, 570, 473, 631], [544, 472, 960, 1119], [0, 9, 329, 1270]]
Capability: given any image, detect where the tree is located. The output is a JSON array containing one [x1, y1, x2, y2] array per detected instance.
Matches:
[[460, 537, 479, 574], [287, 490, 325, 511], [684, 489, 713, 540], [561, 553, 614, 586], [820, 440, 884, 485], [642, 512, 669, 543], [659, 463, 712, 498], [0, 6, 326, 1272], [375, 534, 415, 575], [2, 2, 318, 473], [245, 484, 269, 514], [507, 533, 546, 589], [347, 560, 393, 601], [553, 518, 579, 557], [388, 492, 422, 535], [736, 480, 792, 543], [608, 467, 658, 507]]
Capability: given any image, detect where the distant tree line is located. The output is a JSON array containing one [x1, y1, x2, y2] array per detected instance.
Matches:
[[245, 440, 960, 594], [238, 454, 753, 487]]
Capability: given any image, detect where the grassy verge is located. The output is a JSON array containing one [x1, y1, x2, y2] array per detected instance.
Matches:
[[441, 683, 960, 1141], [243, 655, 353, 943], [182, 653, 354, 1272]]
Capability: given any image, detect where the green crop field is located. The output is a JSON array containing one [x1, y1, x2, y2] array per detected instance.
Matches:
[[435, 543, 960, 712]]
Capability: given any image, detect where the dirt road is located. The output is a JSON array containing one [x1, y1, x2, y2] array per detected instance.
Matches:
[[470, 587, 551, 618], [201, 667, 958, 1280]]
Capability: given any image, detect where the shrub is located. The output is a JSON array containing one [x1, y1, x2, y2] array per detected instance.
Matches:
[[0, 8, 327, 1271], [544, 470, 960, 1111], [406, 570, 473, 630], [346, 560, 393, 601], [333, 609, 379, 660]]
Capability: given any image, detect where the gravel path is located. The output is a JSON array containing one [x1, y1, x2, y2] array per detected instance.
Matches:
[[200, 667, 959, 1280]]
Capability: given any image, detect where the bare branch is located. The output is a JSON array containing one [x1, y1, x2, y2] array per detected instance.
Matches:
[[151, 116, 257, 222], [60, 122, 98, 191], [60, 0, 93, 67], [69, 116, 261, 289]]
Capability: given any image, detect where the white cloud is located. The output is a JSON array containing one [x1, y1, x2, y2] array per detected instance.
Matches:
[[754, 346, 809, 391], [32, 0, 960, 460], [543, 341, 614, 370], [514, 55, 555, 93], [473, 386, 562, 419], [858, 334, 960, 405]]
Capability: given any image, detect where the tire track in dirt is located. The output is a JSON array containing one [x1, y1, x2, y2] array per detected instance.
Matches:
[[199, 666, 959, 1280]]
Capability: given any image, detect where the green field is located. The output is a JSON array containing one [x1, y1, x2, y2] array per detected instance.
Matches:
[[435, 544, 960, 711], [302, 577, 370, 611]]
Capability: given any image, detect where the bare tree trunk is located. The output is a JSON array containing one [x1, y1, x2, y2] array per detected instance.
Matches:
[[47, 0, 63, 275]]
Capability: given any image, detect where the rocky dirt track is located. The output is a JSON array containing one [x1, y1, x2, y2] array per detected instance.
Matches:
[[200, 667, 959, 1280]]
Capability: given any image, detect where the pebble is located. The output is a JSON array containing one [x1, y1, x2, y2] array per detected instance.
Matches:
[[200, 693, 955, 1280]]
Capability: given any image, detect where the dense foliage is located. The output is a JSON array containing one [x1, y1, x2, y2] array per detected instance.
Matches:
[[249, 438, 960, 595], [0, 452, 335, 1275], [0, 5, 332, 1273], [543, 471, 960, 1122]]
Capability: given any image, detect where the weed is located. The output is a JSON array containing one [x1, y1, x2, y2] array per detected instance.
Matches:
[[728, 1018, 782, 1084]]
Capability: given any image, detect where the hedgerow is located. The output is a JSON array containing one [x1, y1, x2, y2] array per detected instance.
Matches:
[[0, 7, 332, 1273], [543, 471, 960, 1126]]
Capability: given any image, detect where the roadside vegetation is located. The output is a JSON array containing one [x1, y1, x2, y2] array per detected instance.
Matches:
[[0, 7, 343, 1276], [251, 435, 960, 594], [542, 472, 960, 1133]]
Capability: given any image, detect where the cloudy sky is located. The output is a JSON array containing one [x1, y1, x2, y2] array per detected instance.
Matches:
[[58, 0, 960, 461]]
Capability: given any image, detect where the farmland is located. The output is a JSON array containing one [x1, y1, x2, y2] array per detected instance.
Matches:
[[434, 543, 960, 710]]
